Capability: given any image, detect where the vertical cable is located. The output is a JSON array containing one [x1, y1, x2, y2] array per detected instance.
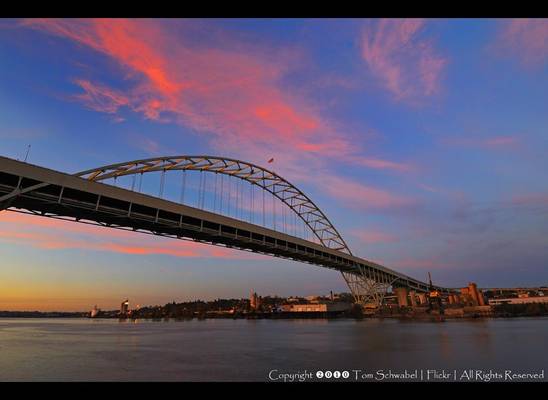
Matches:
[[272, 189, 276, 231], [214, 173, 218, 212], [283, 202, 286, 234], [202, 171, 207, 209], [239, 179, 243, 220], [239, 179, 243, 219], [138, 172, 143, 193], [250, 183, 254, 223], [220, 174, 224, 214], [198, 171, 203, 208], [235, 178, 239, 219], [294, 205, 297, 237], [159, 169, 166, 198], [180, 170, 186, 204], [262, 184, 265, 227], [226, 175, 229, 215]]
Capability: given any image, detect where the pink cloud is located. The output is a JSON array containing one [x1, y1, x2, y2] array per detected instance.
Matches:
[[16, 18, 417, 229], [512, 193, 548, 207], [498, 19, 548, 67], [0, 211, 264, 260], [320, 175, 417, 211], [361, 19, 446, 103], [19, 19, 409, 179], [484, 136, 519, 147], [352, 230, 398, 244], [349, 155, 414, 172], [20, 19, 326, 154], [131, 136, 162, 155], [72, 78, 130, 114], [390, 258, 449, 270], [443, 135, 520, 150]]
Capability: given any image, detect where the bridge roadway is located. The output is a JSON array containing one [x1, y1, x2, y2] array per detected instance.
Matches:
[[0, 156, 449, 294]]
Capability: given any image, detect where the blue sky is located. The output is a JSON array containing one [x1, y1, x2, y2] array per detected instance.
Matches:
[[0, 18, 547, 310]]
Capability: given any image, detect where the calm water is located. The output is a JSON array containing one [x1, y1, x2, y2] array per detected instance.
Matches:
[[0, 317, 546, 382]]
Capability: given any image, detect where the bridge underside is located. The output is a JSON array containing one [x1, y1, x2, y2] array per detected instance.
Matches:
[[0, 157, 451, 305]]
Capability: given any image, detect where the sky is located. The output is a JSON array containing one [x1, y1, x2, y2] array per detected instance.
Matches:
[[0, 18, 547, 311]]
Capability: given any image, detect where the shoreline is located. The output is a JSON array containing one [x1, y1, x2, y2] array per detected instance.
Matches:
[[0, 313, 547, 321]]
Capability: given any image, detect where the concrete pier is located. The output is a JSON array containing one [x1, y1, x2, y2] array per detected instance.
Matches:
[[409, 290, 417, 307], [394, 287, 409, 307]]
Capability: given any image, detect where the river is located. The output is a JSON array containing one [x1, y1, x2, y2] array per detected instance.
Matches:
[[0, 317, 546, 382]]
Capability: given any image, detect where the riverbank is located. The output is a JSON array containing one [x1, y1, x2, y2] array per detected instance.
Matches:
[[2, 305, 547, 320]]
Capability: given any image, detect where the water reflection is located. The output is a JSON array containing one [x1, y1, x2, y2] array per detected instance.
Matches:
[[0, 317, 545, 381]]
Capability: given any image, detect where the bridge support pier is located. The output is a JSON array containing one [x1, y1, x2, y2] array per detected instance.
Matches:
[[394, 287, 409, 308], [341, 269, 392, 308], [409, 290, 417, 307]]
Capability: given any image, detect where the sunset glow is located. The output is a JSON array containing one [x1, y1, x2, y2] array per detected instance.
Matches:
[[1, 18, 547, 311]]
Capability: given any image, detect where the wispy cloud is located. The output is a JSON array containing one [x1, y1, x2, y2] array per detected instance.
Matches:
[[512, 193, 548, 207], [72, 78, 130, 114], [0, 211, 264, 260], [496, 19, 548, 67], [320, 175, 418, 211], [442, 135, 521, 150], [390, 258, 449, 270], [361, 19, 446, 103], [19, 18, 411, 218], [16, 19, 412, 174], [351, 229, 398, 244]]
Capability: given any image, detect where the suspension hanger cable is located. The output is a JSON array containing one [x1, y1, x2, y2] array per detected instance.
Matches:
[[294, 204, 297, 237], [214, 173, 218, 212], [239, 178, 243, 220], [198, 170, 203, 208], [227, 176, 231, 217], [272, 188, 276, 231], [235, 178, 239, 219], [220, 173, 224, 214], [250, 183, 254, 223], [262, 183, 265, 227], [202, 171, 207, 209], [240, 178, 243, 219], [159, 169, 166, 198], [180, 170, 186, 204]]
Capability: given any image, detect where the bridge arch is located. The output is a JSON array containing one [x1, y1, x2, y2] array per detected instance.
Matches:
[[76, 156, 352, 255]]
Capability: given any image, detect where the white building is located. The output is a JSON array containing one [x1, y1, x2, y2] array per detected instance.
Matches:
[[279, 302, 351, 312], [488, 296, 548, 305]]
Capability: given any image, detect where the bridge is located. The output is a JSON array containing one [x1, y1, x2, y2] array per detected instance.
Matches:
[[0, 155, 452, 306]]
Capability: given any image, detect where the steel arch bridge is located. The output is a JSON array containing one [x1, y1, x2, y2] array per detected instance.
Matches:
[[76, 156, 351, 254], [0, 155, 451, 306]]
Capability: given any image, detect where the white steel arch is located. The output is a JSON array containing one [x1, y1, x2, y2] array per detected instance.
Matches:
[[76, 156, 352, 255]]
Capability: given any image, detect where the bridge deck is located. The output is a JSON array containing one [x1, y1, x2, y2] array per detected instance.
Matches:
[[0, 156, 449, 293]]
